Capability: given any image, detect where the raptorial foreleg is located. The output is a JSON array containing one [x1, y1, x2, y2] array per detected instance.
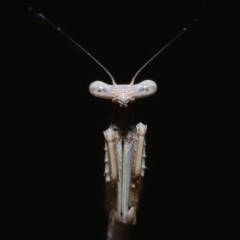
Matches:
[[129, 123, 147, 224]]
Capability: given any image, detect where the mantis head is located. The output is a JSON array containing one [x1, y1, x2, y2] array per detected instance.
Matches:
[[89, 80, 157, 107]]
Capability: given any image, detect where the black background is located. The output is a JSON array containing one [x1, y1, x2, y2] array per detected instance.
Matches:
[[2, 0, 239, 239]]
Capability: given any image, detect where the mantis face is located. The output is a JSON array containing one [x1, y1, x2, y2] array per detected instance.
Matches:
[[89, 80, 157, 107]]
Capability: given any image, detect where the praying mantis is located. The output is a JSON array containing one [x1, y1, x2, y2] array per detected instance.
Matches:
[[28, 7, 199, 239]]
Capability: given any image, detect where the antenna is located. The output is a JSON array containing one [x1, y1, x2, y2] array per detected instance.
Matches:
[[130, 16, 200, 85], [28, 7, 116, 85]]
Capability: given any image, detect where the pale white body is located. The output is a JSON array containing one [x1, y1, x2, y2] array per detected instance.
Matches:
[[89, 81, 157, 225]]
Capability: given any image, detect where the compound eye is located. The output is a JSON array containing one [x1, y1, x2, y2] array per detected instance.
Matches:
[[143, 85, 149, 92], [89, 81, 112, 99], [134, 80, 157, 98]]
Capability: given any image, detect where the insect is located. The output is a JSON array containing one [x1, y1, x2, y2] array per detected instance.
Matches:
[[28, 7, 199, 239]]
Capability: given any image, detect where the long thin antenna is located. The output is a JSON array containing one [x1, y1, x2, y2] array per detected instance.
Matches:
[[28, 7, 116, 85], [130, 16, 200, 85]]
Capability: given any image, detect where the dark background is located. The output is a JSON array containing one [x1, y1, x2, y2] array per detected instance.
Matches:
[[2, 0, 238, 239]]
